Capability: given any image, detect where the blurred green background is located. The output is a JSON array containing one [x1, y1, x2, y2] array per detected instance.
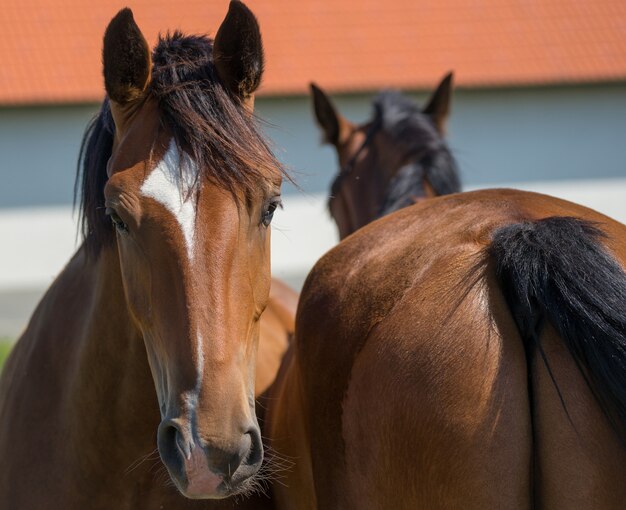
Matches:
[[0, 339, 12, 370]]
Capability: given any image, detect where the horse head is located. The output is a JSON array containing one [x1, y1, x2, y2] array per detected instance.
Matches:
[[311, 73, 460, 239], [89, 2, 282, 498]]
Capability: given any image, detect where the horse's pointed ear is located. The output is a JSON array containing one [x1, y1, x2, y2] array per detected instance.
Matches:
[[423, 71, 454, 135], [213, 1, 264, 109], [102, 8, 151, 105], [310, 82, 350, 146]]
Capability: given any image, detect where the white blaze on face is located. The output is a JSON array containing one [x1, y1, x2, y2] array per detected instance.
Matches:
[[142, 142, 205, 414], [141, 139, 199, 261]]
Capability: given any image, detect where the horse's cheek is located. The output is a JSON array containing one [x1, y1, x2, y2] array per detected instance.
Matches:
[[116, 236, 152, 324]]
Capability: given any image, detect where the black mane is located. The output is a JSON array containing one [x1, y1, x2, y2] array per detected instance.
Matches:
[[373, 90, 461, 216], [76, 32, 283, 256]]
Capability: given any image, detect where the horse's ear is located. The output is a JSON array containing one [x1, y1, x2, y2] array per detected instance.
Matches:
[[310, 83, 350, 146], [102, 8, 151, 105], [214, 1, 264, 109], [423, 71, 453, 135]]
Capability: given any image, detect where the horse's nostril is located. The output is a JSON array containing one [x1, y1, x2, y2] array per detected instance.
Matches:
[[157, 420, 185, 474], [245, 427, 263, 467], [205, 428, 263, 481], [209, 444, 246, 480]]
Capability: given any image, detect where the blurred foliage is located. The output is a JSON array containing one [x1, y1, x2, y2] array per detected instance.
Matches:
[[0, 339, 13, 371]]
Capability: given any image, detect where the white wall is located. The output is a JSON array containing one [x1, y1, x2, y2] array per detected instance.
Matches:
[[1, 177, 625, 337], [0, 105, 96, 208]]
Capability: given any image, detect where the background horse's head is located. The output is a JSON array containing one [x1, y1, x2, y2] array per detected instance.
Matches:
[[77, 2, 282, 499], [311, 74, 461, 239]]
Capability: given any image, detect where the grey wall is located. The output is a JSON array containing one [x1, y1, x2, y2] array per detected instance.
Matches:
[[449, 84, 626, 185], [257, 83, 626, 195], [0, 105, 98, 208], [1, 83, 625, 208]]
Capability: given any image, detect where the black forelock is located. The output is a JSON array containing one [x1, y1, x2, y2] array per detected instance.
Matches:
[[373, 90, 441, 156], [372, 90, 461, 215]]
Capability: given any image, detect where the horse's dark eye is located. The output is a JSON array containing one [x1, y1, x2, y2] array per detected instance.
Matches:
[[262, 197, 281, 227], [105, 207, 129, 234]]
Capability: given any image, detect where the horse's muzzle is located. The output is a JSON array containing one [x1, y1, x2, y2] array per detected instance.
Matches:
[[157, 418, 263, 499]]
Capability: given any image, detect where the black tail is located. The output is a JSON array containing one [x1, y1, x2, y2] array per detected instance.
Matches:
[[491, 216, 626, 438]]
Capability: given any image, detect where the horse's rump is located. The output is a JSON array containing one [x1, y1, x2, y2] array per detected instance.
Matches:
[[290, 189, 626, 509], [491, 215, 626, 508]]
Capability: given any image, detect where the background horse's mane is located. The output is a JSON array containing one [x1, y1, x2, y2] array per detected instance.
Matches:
[[373, 90, 461, 215], [76, 31, 284, 256]]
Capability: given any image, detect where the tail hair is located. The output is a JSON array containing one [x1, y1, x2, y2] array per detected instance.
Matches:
[[491, 216, 626, 438]]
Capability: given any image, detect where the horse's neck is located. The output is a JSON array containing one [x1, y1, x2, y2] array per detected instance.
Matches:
[[0, 245, 163, 502], [68, 246, 158, 445], [74, 245, 156, 410], [24, 245, 158, 459]]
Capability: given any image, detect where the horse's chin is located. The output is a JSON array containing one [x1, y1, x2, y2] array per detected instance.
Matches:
[[177, 484, 226, 500], [174, 468, 223, 500], [175, 471, 260, 500]]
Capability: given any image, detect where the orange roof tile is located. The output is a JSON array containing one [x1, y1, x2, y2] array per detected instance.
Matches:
[[1, 0, 626, 105]]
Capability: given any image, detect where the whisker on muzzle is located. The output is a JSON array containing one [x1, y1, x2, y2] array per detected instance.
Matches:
[[229, 444, 296, 501], [124, 447, 160, 475]]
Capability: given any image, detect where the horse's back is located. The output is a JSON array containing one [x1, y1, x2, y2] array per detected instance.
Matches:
[[294, 189, 626, 508]]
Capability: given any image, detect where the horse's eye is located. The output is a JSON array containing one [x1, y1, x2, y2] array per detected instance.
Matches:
[[105, 207, 129, 234], [262, 197, 282, 227]]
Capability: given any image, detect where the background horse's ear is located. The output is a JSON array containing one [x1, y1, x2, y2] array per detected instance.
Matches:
[[102, 8, 151, 105], [310, 83, 350, 146], [423, 71, 454, 135], [213, 1, 264, 109]]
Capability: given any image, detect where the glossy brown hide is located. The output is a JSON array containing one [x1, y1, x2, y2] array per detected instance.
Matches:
[[311, 74, 454, 240], [0, 3, 297, 508], [257, 279, 298, 398], [268, 189, 626, 509]]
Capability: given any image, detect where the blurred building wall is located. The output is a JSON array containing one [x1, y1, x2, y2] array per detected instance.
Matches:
[[1, 83, 625, 335], [2, 84, 625, 208]]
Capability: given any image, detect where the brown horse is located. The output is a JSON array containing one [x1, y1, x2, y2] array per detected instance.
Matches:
[[268, 105, 626, 508], [258, 279, 297, 400], [271, 193, 626, 509], [310, 73, 461, 239], [0, 2, 295, 508]]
